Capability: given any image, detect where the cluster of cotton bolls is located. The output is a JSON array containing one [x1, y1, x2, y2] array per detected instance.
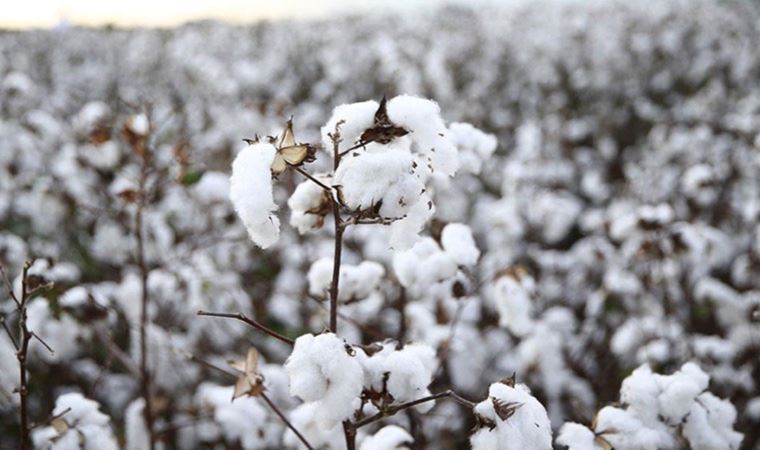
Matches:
[[2, 0, 760, 448]]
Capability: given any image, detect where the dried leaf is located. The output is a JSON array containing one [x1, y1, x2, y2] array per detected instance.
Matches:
[[50, 417, 68, 434], [492, 398, 523, 421]]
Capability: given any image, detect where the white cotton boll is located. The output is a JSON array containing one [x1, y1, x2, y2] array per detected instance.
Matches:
[[556, 423, 597, 450], [384, 343, 437, 404], [285, 333, 363, 428], [125, 399, 149, 450], [287, 174, 331, 234], [193, 171, 230, 204], [526, 191, 582, 244], [683, 392, 743, 450], [594, 406, 671, 450], [619, 364, 660, 424], [359, 425, 413, 450], [387, 95, 458, 177], [284, 402, 347, 450], [0, 334, 18, 406], [79, 141, 120, 169], [448, 122, 497, 175], [655, 362, 709, 424], [470, 383, 552, 450], [392, 237, 458, 295], [307, 257, 334, 298], [26, 298, 85, 363], [195, 383, 278, 449], [308, 258, 385, 302], [59, 286, 89, 307], [32, 393, 118, 450], [335, 147, 424, 219], [229, 143, 280, 249], [441, 223, 480, 266], [322, 100, 379, 153], [491, 273, 535, 337], [388, 193, 435, 250]]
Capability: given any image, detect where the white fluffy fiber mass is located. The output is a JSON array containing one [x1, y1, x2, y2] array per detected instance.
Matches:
[[287, 174, 332, 234], [32, 393, 118, 450], [307, 257, 385, 302], [470, 382, 553, 450], [285, 333, 364, 428], [359, 425, 413, 450], [229, 143, 280, 249]]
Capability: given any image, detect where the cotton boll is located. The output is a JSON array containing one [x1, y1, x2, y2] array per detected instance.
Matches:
[[490, 270, 535, 337], [448, 122, 497, 175], [556, 423, 597, 450], [384, 343, 437, 404], [0, 334, 18, 406], [229, 143, 280, 249], [26, 298, 86, 363], [388, 193, 435, 250], [195, 383, 279, 449], [308, 258, 385, 302], [359, 425, 413, 450], [285, 333, 363, 428], [288, 174, 332, 234], [59, 286, 89, 307], [322, 100, 379, 153], [470, 383, 552, 450], [441, 223, 480, 266], [32, 393, 118, 450], [284, 402, 347, 450], [335, 147, 424, 219], [683, 392, 743, 450], [655, 362, 709, 423], [125, 399, 149, 450], [387, 95, 458, 177], [192, 171, 231, 204]]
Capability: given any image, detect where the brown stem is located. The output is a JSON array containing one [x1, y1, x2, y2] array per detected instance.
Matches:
[[136, 150, 157, 450], [353, 390, 475, 429], [196, 310, 294, 346], [292, 166, 332, 192], [16, 262, 31, 450], [328, 122, 344, 334]]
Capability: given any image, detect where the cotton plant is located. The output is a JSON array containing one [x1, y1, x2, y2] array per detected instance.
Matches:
[[557, 362, 743, 450]]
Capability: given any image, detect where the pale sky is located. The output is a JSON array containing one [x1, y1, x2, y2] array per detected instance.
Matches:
[[2, 0, 471, 29]]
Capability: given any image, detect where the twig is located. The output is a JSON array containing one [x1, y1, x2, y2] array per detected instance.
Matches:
[[135, 121, 157, 450], [30, 332, 54, 355], [292, 166, 332, 192], [30, 407, 72, 430], [328, 121, 345, 335], [353, 390, 475, 429], [196, 310, 294, 346]]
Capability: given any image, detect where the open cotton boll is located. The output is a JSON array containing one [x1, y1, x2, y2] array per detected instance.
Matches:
[[308, 257, 385, 302], [490, 271, 535, 337], [470, 382, 552, 450], [195, 383, 278, 450], [392, 237, 458, 296], [334, 147, 425, 219], [229, 143, 280, 249], [287, 174, 332, 234], [26, 298, 85, 362], [32, 393, 118, 450], [384, 343, 437, 404], [322, 100, 379, 153], [441, 223, 480, 266], [654, 362, 709, 423], [683, 392, 743, 450], [193, 171, 230, 204], [556, 423, 597, 450], [359, 425, 413, 450], [388, 193, 436, 250], [285, 333, 363, 428], [387, 95, 458, 177], [448, 122, 497, 175], [125, 399, 150, 450], [593, 406, 672, 450], [284, 403, 348, 450]]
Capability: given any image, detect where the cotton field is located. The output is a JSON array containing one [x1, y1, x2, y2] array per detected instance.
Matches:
[[1, 0, 760, 449]]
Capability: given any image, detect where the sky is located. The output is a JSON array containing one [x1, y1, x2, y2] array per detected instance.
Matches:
[[2, 0, 472, 29]]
